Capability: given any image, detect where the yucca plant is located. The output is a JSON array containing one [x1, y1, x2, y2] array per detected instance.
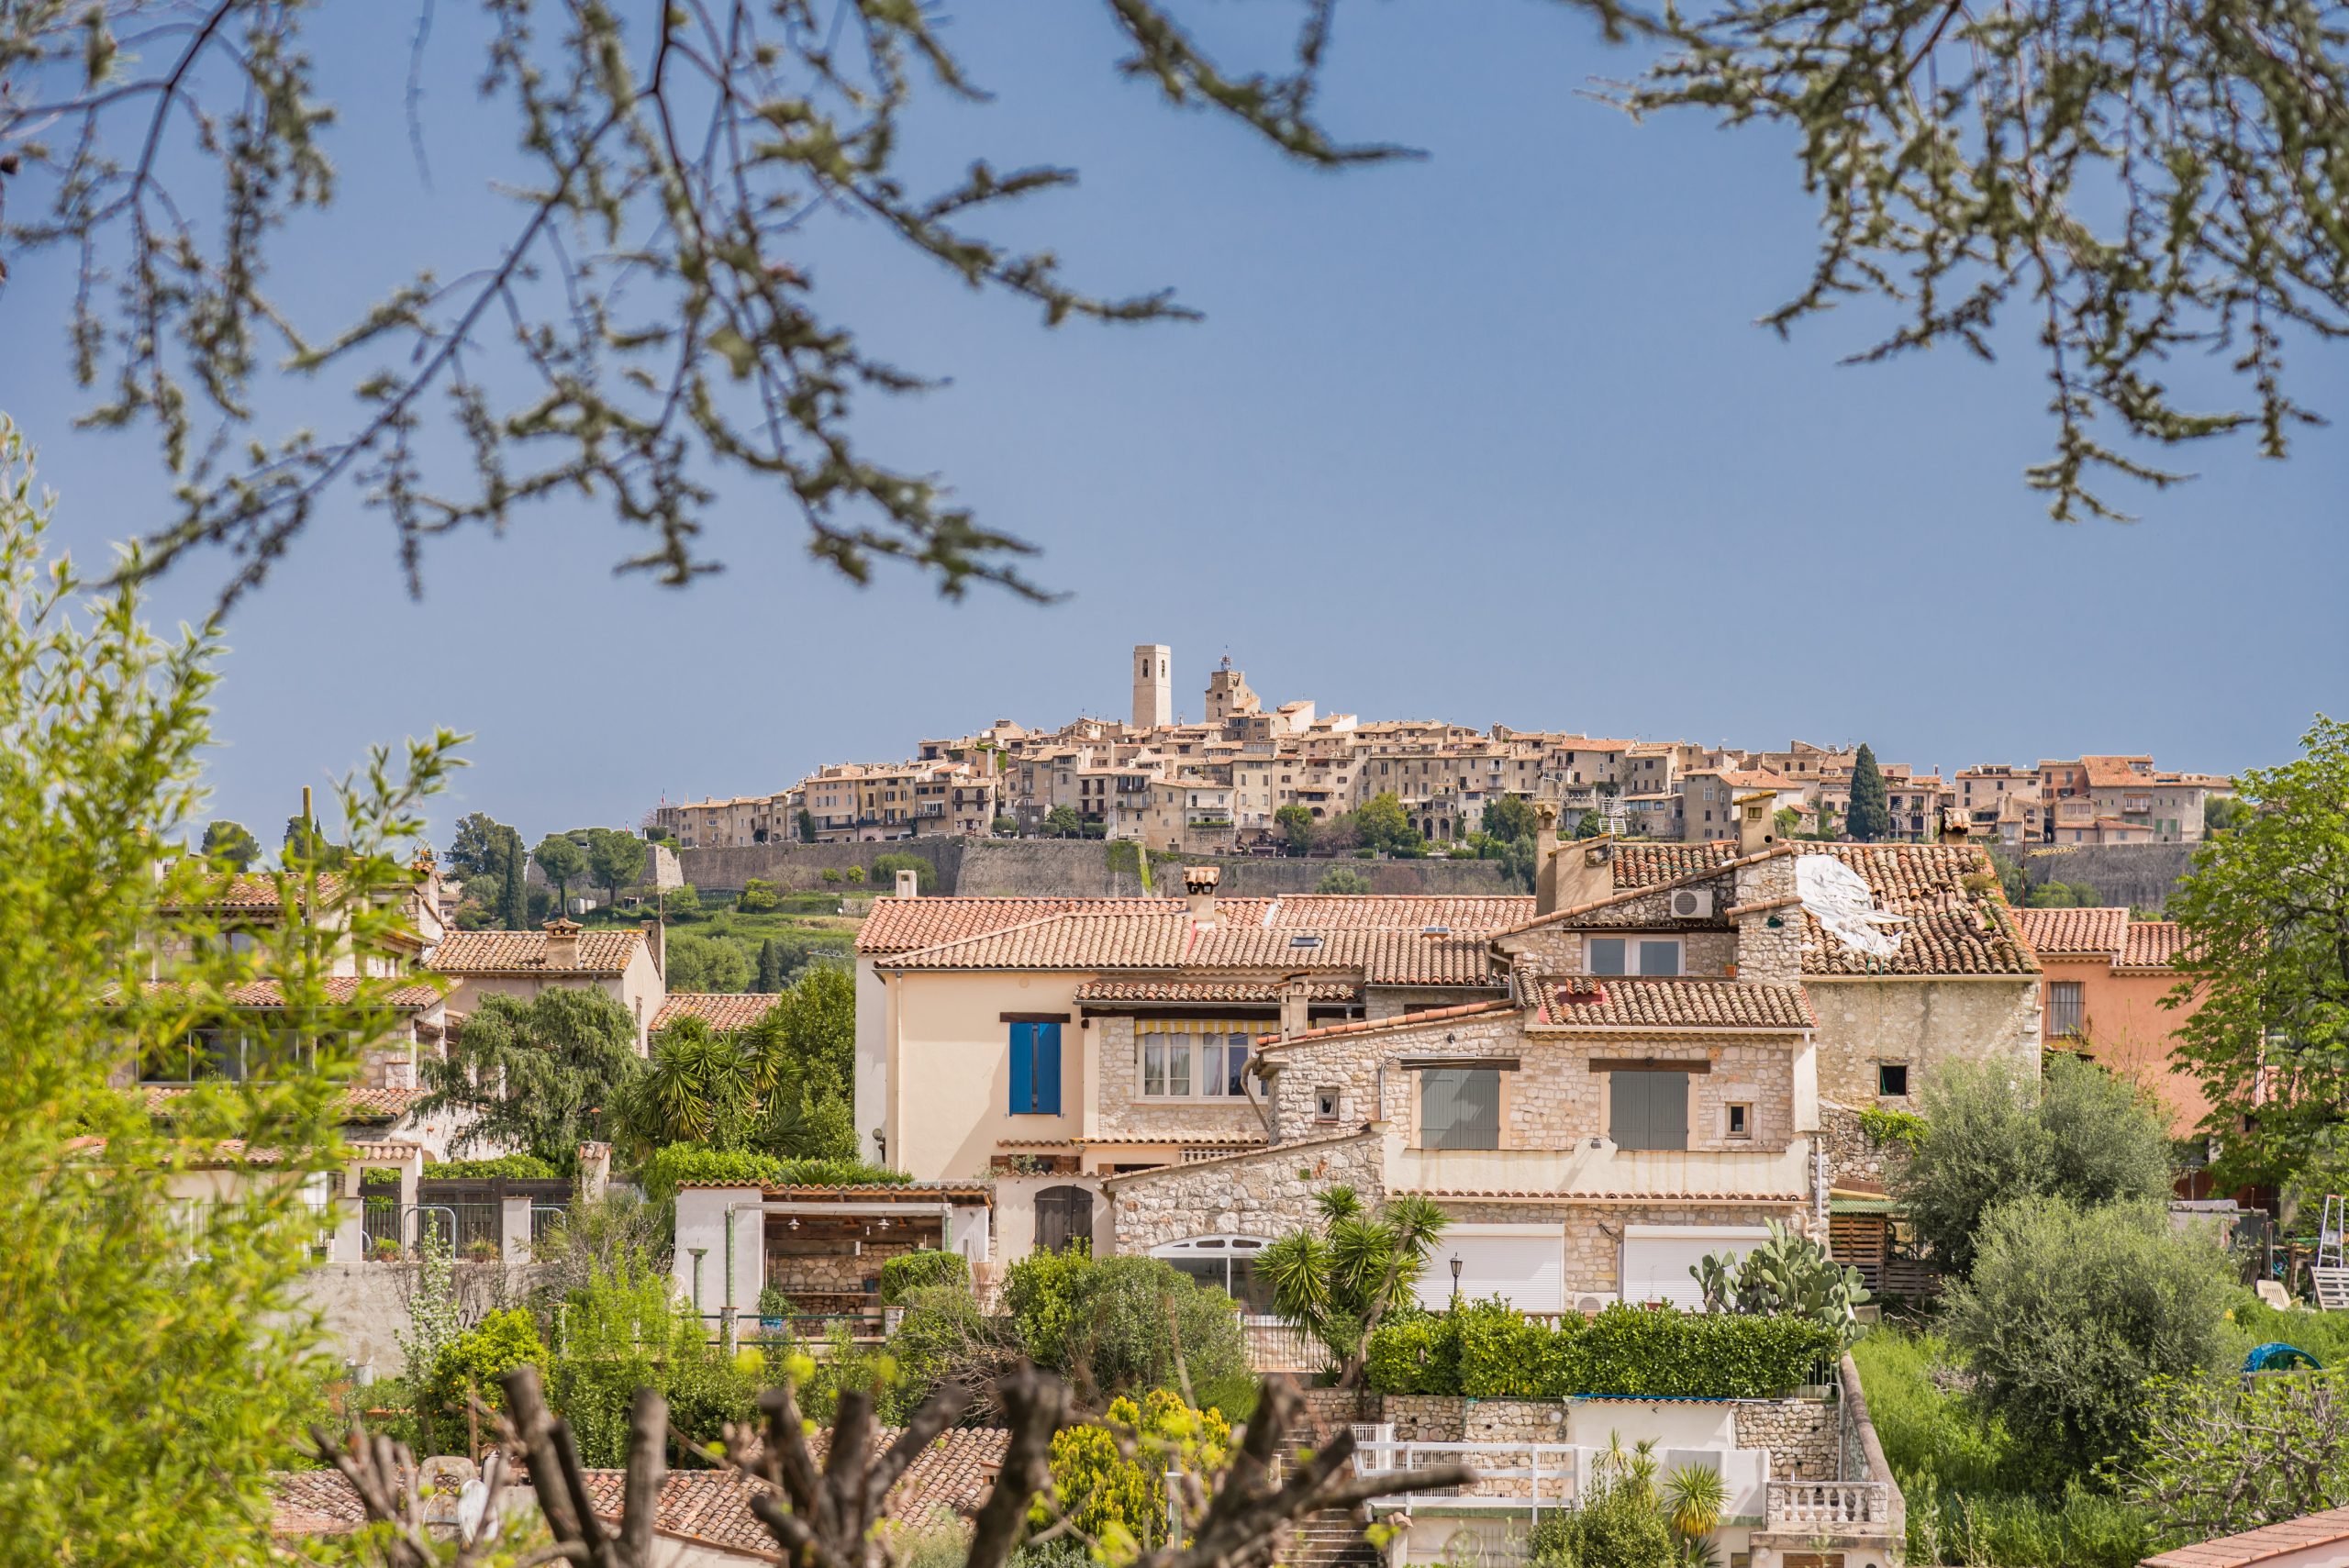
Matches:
[[1258, 1186, 1448, 1387]]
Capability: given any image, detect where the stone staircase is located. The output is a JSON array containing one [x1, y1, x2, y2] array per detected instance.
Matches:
[[1276, 1419, 1383, 1568]]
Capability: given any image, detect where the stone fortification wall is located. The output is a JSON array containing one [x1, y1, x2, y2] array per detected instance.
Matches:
[[676, 839, 1516, 898], [2018, 842, 2199, 912]]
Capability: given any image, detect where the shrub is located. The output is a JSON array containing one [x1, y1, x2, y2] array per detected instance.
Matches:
[[844, 865, 865, 884], [547, 1251, 757, 1466], [1038, 1391, 1230, 1555], [1003, 1245, 1095, 1373], [665, 884, 703, 919], [1314, 866, 1370, 895], [419, 1154, 560, 1182], [757, 1284, 794, 1322], [1002, 1248, 1248, 1402], [1366, 1300, 1835, 1400], [1893, 1053, 2173, 1274], [1530, 1440, 1673, 1568], [2124, 1369, 2349, 1544], [426, 1308, 547, 1437], [880, 1248, 971, 1304], [870, 853, 938, 895], [820, 868, 842, 884], [1944, 1197, 2232, 1475], [636, 1143, 908, 1201], [1857, 1106, 1927, 1149], [663, 929, 754, 992], [737, 878, 782, 913]]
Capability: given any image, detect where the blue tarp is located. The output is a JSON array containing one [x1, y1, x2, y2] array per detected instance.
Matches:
[[2243, 1341, 2323, 1374]]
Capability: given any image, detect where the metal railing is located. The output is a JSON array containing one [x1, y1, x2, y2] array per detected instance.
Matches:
[[1765, 1480, 1895, 1531], [529, 1204, 570, 1255]]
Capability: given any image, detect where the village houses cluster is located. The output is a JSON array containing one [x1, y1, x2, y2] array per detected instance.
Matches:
[[651, 646, 2232, 855]]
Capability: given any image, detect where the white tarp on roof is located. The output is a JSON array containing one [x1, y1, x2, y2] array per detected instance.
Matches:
[[1795, 854, 1908, 959]]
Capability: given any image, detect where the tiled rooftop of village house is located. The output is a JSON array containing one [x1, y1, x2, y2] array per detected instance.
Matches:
[[2017, 906, 2132, 954], [651, 991, 787, 1031], [429, 929, 647, 975], [2141, 1507, 2349, 1568], [1072, 978, 1360, 1003], [857, 894, 1537, 955], [1530, 976, 1816, 1030]]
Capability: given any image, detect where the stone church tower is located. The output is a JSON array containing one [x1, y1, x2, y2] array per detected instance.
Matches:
[[1131, 644, 1172, 730]]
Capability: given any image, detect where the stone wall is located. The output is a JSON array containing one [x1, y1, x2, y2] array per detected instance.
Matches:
[[1264, 1010, 1802, 1157], [1107, 1129, 1386, 1251], [2018, 842, 2199, 913], [676, 839, 1519, 898], [1817, 1105, 1909, 1190], [295, 1259, 547, 1379], [1731, 1398, 1838, 1480], [1093, 1015, 1274, 1140], [1805, 977, 2038, 1184]]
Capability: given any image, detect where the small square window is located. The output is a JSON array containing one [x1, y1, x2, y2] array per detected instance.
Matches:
[[1315, 1087, 1341, 1122], [1877, 1063, 1910, 1097], [1726, 1104, 1752, 1139]]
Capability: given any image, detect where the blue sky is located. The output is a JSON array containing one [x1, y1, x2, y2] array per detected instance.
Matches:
[[2, 2, 2341, 849]]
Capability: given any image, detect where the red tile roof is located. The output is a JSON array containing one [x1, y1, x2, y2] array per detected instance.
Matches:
[[652, 992, 785, 1032], [2121, 920, 2190, 970], [859, 895, 1534, 956], [1256, 999, 1517, 1049], [145, 1084, 425, 1118], [1613, 842, 1738, 887], [163, 873, 347, 912], [1530, 977, 1815, 1030], [139, 977, 444, 1009], [273, 1429, 1010, 1548], [2142, 1507, 2349, 1568], [430, 929, 647, 976], [2017, 906, 2132, 955], [1794, 844, 2037, 978]]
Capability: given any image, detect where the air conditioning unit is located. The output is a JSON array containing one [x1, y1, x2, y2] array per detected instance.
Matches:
[[1670, 888, 1714, 918]]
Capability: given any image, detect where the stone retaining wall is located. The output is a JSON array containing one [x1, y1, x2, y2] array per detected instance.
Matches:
[[1105, 1129, 1386, 1252]]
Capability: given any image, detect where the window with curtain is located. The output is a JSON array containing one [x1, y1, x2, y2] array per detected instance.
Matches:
[[2047, 982, 2085, 1038], [1138, 1025, 1258, 1099], [1419, 1068, 1500, 1151]]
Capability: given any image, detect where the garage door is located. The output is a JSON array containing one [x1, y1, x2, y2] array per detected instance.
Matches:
[[1621, 1224, 1773, 1309], [1413, 1226, 1564, 1314]]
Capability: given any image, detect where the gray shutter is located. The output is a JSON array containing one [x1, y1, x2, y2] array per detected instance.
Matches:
[[1651, 1073, 1688, 1150], [1420, 1071, 1458, 1148], [1609, 1071, 1648, 1149], [1453, 1070, 1500, 1150]]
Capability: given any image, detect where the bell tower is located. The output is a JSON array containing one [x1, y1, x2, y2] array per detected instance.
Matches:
[[1131, 644, 1171, 729]]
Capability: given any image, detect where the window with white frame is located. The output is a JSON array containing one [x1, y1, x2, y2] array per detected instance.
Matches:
[[1137, 1023, 1256, 1100], [1586, 936, 1684, 976]]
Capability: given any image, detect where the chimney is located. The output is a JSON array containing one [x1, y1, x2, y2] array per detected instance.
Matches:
[[895, 868, 920, 899], [1278, 975, 1312, 1039], [543, 917, 581, 970], [1554, 838, 1616, 915], [1532, 803, 1564, 915], [1184, 863, 1221, 929], [1938, 807, 1971, 845], [640, 918, 665, 983], [1736, 792, 1778, 857]]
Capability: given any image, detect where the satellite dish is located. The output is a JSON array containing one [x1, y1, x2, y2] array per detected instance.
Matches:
[[1795, 856, 1908, 959]]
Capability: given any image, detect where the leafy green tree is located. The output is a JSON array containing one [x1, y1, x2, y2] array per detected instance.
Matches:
[[448, 812, 518, 883], [755, 938, 785, 993], [1774, 806, 1802, 840], [1260, 1187, 1448, 1387], [1890, 1054, 2174, 1276], [871, 852, 939, 894], [1575, 806, 1612, 840], [1944, 1197, 2232, 1474], [664, 929, 754, 993], [665, 884, 703, 919], [737, 878, 783, 913], [1353, 792, 1427, 857], [748, 965, 858, 1160], [796, 808, 818, 844], [2028, 880, 2108, 909], [1044, 806, 1082, 839], [1847, 744, 1891, 842], [200, 818, 262, 871], [583, 827, 647, 911], [532, 831, 589, 911], [1315, 866, 1370, 895], [1275, 804, 1316, 855], [415, 988, 644, 1169], [820, 868, 842, 885], [2125, 1369, 2349, 1543], [280, 813, 347, 868], [0, 424, 465, 1561], [1481, 795, 1540, 844], [992, 814, 1019, 837], [2203, 796, 2252, 836], [843, 864, 865, 884], [2171, 717, 2349, 1194]]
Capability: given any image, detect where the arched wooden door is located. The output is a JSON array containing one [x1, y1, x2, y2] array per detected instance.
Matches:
[[1034, 1185, 1095, 1254]]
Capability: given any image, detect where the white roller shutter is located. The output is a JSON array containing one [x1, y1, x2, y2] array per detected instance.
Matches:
[[1414, 1225, 1564, 1314], [1621, 1224, 1772, 1309]]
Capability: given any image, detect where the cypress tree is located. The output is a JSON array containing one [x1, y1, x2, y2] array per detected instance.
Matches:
[[756, 939, 783, 994], [1847, 744, 1890, 843], [500, 830, 529, 929]]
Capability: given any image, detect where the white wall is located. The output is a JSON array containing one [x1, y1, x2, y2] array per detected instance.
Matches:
[[855, 957, 887, 1162], [672, 1185, 763, 1316]]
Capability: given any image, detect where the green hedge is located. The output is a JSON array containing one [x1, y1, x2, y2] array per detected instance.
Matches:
[[418, 1154, 561, 1182], [638, 1143, 912, 1200], [879, 1248, 971, 1304], [1366, 1298, 1836, 1399]]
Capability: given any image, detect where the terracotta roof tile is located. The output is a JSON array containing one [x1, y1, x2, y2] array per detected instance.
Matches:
[[146, 1084, 425, 1119], [1614, 843, 1738, 887], [139, 977, 444, 1009], [652, 992, 785, 1032], [2017, 906, 2132, 956], [1098, 1125, 1377, 1184], [1531, 977, 1815, 1030], [860, 895, 1534, 957], [1073, 979, 1358, 1004], [164, 873, 347, 913], [1257, 999, 1517, 1049], [2121, 920, 2190, 970], [1796, 845, 2038, 978], [430, 929, 647, 976], [276, 1430, 1012, 1550], [1397, 1189, 1809, 1204], [2142, 1507, 2349, 1568]]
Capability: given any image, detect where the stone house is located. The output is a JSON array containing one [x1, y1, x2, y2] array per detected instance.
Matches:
[[1099, 814, 2038, 1308], [429, 918, 669, 1054]]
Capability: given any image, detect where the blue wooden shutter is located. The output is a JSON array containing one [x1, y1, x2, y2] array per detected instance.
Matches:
[[1009, 1022, 1035, 1113], [1036, 1023, 1063, 1114]]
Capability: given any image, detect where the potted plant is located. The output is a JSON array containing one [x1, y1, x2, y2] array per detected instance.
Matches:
[[371, 1239, 403, 1263], [757, 1284, 793, 1336], [464, 1238, 502, 1264]]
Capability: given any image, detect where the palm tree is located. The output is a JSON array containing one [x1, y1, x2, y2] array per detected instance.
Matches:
[[1664, 1462, 1728, 1568], [1258, 1187, 1448, 1388], [620, 1018, 754, 1150]]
